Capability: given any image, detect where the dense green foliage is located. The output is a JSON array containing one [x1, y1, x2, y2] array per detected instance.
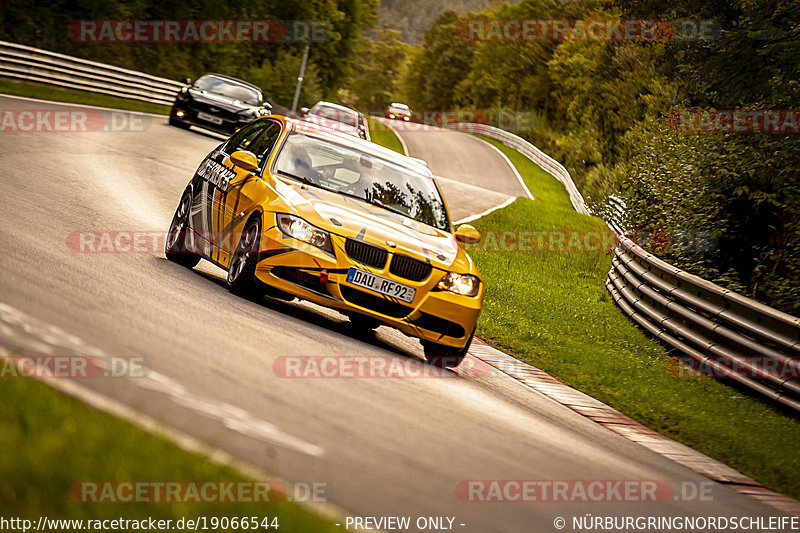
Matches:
[[378, 0, 514, 43], [465, 136, 800, 500], [0, 0, 378, 107], [400, 0, 800, 314], [342, 28, 411, 110]]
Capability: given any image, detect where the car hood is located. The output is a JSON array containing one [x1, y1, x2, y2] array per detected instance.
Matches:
[[186, 89, 259, 112], [274, 178, 460, 268]]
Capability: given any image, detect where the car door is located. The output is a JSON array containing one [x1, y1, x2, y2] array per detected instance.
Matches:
[[188, 121, 268, 261], [213, 119, 282, 266]]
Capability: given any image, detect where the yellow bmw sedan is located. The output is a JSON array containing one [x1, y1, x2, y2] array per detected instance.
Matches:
[[165, 115, 483, 367]]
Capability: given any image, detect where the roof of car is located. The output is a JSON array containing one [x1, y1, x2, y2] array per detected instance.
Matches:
[[276, 116, 432, 176], [311, 101, 358, 114], [199, 73, 262, 93]]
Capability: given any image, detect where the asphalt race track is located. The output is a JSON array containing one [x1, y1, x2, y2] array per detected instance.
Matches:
[[0, 94, 783, 531]]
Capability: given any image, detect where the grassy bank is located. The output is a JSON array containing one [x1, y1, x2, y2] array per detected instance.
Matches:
[[365, 115, 405, 154], [0, 376, 337, 531], [466, 133, 800, 500], [0, 78, 170, 115]]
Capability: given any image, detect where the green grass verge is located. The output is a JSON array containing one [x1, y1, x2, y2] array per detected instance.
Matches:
[[469, 133, 800, 500], [0, 377, 337, 531], [365, 115, 405, 154], [0, 78, 170, 115]]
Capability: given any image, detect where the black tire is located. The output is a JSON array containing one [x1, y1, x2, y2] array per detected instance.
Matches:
[[348, 314, 380, 332], [169, 108, 191, 129], [227, 217, 266, 300], [165, 191, 201, 267], [421, 326, 475, 368]]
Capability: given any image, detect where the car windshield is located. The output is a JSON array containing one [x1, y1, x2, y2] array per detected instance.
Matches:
[[391, 103, 409, 110], [192, 75, 261, 105], [275, 133, 450, 231], [310, 105, 358, 127]]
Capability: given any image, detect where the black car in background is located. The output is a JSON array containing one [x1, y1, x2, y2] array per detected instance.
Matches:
[[169, 73, 271, 134]]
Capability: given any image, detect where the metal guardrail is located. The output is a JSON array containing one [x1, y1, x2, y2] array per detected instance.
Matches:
[[607, 236, 800, 411], [448, 121, 800, 411], [444, 122, 590, 215], [600, 195, 627, 234], [0, 40, 182, 106]]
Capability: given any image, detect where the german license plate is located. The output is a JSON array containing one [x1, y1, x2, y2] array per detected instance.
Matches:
[[197, 112, 223, 125], [347, 267, 415, 303]]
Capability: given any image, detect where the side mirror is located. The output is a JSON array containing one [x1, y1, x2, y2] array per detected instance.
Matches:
[[181, 77, 191, 85], [230, 150, 259, 172], [299, 107, 309, 117], [455, 224, 481, 244]]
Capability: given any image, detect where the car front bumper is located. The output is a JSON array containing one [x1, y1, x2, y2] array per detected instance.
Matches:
[[253, 226, 482, 348], [172, 103, 253, 135]]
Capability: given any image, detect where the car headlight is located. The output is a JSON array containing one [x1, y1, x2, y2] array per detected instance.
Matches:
[[277, 214, 332, 253], [437, 273, 480, 297]]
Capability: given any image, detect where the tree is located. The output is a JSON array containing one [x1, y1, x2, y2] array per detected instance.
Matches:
[[400, 10, 476, 110], [346, 28, 411, 110]]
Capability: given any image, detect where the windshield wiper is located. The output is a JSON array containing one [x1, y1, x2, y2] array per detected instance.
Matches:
[[276, 170, 320, 188], [362, 197, 410, 219]]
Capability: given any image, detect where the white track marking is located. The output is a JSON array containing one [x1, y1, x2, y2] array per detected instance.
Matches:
[[1, 355, 349, 523], [0, 301, 324, 457], [140, 370, 324, 456], [455, 196, 517, 225], [481, 140, 534, 199]]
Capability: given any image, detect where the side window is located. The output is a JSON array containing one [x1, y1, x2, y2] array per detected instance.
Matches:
[[224, 122, 269, 155], [248, 123, 282, 168]]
